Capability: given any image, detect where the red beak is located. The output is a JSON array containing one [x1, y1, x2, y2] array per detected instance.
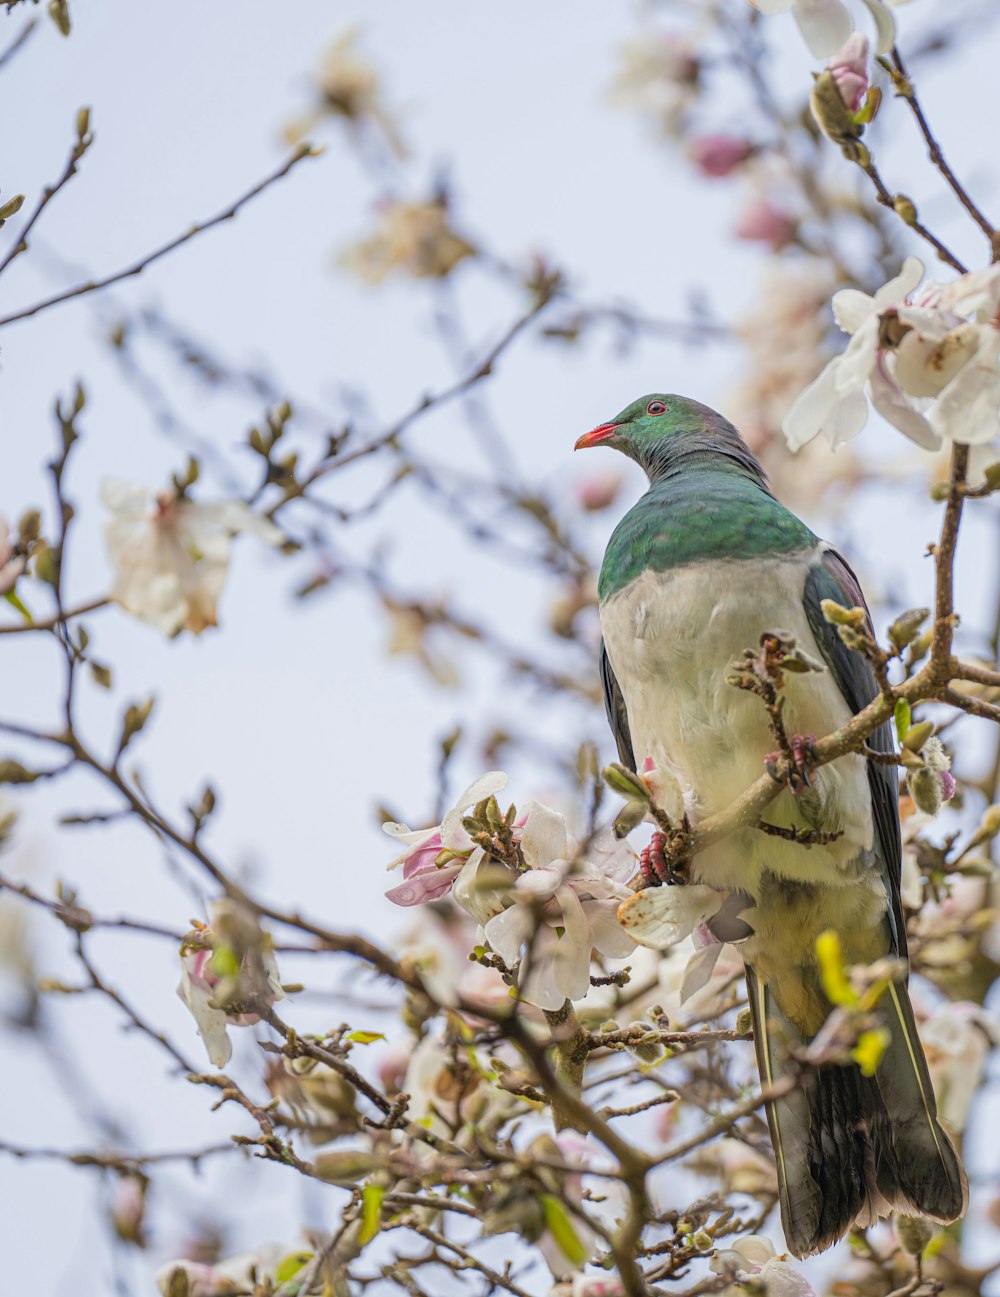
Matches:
[[574, 421, 619, 451]]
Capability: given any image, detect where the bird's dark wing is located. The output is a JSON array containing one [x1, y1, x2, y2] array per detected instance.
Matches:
[[803, 545, 905, 958], [599, 639, 636, 771]]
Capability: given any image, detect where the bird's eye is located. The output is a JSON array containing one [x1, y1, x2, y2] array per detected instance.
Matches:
[[646, 400, 667, 416]]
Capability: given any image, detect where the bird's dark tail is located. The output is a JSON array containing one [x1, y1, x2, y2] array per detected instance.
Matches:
[[745, 966, 968, 1258]]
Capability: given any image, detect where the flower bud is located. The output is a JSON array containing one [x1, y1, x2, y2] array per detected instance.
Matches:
[[602, 763, 651, 803], [613, 799, 648, 839], [901, 721, 934, 753], [0, 193, 25, 224], [888, 607, 929, 653], [907, 766, 943, 816], [821, 599, 866, 627], [810, 69, 863, 145], [314, 1149, 382, 1184], [894, 194, 918, 226], [894, 1213, 933, 1255]]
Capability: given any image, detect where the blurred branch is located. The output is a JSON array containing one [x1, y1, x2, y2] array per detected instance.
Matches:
[[0, 108, 93, 279], [0, 143, 320, 329], [0, 15, 35, 71]]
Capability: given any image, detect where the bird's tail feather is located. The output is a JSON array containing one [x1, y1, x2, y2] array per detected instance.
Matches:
[[745, 966, 967, 1258]]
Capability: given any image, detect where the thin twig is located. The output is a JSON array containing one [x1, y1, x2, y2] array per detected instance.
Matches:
[[0, 144, 319, 329]]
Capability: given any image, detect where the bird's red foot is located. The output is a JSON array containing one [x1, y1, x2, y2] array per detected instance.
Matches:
[[764, 733, 816, 794], [639, 832, 671, 888]]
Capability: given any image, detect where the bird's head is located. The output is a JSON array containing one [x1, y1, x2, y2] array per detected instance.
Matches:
[[575, 393, 761, 484]]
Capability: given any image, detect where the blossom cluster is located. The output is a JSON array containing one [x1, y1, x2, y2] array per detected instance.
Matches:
[[384, 773, 638, 1011], [784, 259, 1000, 453]]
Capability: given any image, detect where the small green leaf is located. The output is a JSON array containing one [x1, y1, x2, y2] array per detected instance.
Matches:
[[359, 1184, 385, 1246], [3, 589, 32, 622], [345, 1030, 386, 1045], [540, 1194, 588, 1267], [894, 698, 911, 742], [209, 945, 240, 979], [274, 1251, 312, 1284]]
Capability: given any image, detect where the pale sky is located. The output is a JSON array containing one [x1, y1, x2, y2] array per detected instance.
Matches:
[[1, 3, 998, 1293]]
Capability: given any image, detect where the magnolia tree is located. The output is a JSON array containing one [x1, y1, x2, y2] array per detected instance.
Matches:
[[1, 3, 999, 1296]]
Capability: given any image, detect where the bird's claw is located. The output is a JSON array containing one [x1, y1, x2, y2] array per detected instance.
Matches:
[[764, 733, 816, 794], [639, 831, 689, 888]]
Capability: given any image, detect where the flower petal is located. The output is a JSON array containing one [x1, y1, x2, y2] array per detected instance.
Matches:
[[385, 862, 462, 906], [583, 899, 637, 959], [617, 884, 723, 950], [831, 288, 874, 334], [870, 356, 941, 449], [872, 256, 924, 312], [519, 801, 570, 870], [791, 0, 852, 58], [859, 0, 896, 54]]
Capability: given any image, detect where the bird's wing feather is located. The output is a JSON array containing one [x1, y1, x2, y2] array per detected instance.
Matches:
[[599, 638, 636, 770], [803, 545, 905, 958]]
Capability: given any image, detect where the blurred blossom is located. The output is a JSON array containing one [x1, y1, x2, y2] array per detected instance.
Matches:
[[110, 1173, 148, 1246], [610, 31, 701, 138], [828, 32, 869, 111], [383, 597, 460, 686], [689, 1137, 779, 1196], [687, 134, 753, 178], [177, 909, 285, 1068], [535, 1131, 624, 1278], [481, 804, 636, 1010], [920, 1001, 999, 1131], [734, 199, 797, 249], [342, 197, 476, 283], [285, 28, 404, 156], [575, 471, 624, 512], [550, 1278, 625, 1297], [747, 0, 852, 57], [101, 480, 282, 636], [265, 1056, 357, 1138], [383, 771, 507, 907], [711, 1234, 818, 1296], [404, 1032, 516, 1144], [784, 258, 1000, 451], [157, 1247, 288, 1297], [0, 515, 25, 595]]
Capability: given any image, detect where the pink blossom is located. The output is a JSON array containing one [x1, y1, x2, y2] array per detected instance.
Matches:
[[687, 133, 752, 178], [177, 918, 285, 1067], [734, 201, 796, 249], [385, 831, 467, 905], [383, 771, 508, 908], [938, 771, 957, 802], [575, 472, 623, 511], [828, 33, 869, 112]]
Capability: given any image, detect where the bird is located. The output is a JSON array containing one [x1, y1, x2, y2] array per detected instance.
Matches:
[[576, 393, 967, 1258]]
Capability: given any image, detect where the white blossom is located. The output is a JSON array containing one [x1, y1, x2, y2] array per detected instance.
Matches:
[[711, 1235, 818, 1297], [482, 804, 636, 1011], [783, 259, 1000, 451], [921, 1001, 1000, 1131], [748, 0, 896, 57], [101, 480, 283, 635]]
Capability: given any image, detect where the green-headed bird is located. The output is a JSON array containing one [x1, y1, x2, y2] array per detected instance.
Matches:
[[577, 393, 966, 1257]]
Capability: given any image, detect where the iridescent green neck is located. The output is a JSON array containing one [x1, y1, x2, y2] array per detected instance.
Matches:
[[598, 461, 816, 601]]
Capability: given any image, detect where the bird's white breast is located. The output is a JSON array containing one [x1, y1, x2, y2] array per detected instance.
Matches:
[[600, 556, 874, 899]]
